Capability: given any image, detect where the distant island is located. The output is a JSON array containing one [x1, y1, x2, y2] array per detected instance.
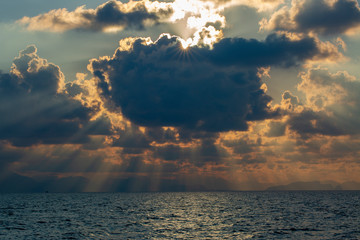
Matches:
[[266, 181, 360, 191]]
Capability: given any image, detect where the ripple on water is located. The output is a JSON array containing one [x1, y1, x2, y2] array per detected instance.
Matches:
[[0, 192, 359, 239]]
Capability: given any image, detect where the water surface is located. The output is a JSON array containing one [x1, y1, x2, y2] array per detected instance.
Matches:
[[0, 191, 359, 239]]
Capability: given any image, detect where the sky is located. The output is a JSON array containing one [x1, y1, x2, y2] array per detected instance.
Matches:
[[1, 0, 360, 192]]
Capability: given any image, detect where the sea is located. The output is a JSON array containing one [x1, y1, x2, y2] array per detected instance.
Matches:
[[0, 191, 359, 239]]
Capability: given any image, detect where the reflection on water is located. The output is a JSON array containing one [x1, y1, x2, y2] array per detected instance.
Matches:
[[0, 191, 359, 239]]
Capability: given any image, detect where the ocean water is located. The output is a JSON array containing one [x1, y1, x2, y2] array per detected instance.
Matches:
[[0, 191, 359, 239]]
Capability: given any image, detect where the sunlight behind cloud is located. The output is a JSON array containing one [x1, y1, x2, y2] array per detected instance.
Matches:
[[169, 0, 226, 29]]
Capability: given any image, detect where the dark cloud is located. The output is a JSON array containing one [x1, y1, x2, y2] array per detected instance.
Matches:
[[89, 33, 331, 132], [288, 109, 344, 137], [295, 0, 360, 35], [0, 142, 23, 169], [110, 123, 229, 167], [18, 0, 173, 32], [111, 123, 226, 165], [193, 138, 230, 165], [222, 138, 256, 154], [85, 116, 113, 136], [151, 138, 225, 165], [145, 127, 178, 143], [112, 125, 181, 152], [152, 144, 189, 161], [0, 46, 109, 146], [151, 133, 231, 167], [262, 0, 360, 35], [200, 33, 324, 67], [113, 124, 151, 149]]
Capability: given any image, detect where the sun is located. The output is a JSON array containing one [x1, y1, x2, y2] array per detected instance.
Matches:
[[169, 0, 226, 35], [179, 38, 192, 49]]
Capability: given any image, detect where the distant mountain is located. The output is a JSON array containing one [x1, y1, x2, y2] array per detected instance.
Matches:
[[0, 173, 40, 193], [339, 181, 360, 190], [0, 172, 89, 193], [266, 181, 347, 191]]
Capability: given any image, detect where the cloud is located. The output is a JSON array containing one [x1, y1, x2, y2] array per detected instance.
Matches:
[[16, 0, 285, 34], [0, 142, 23, 169], [222, 137, 256, 154], [88, 32, 343, 132], [237, 0, 284, 11], [112, 124, 151, 149], [288, 109, 345, 136], [204, 33, 335, 67], [287, 68, 360, 137], [265, 120, 286, 137], [0, 45, 110, 146], [281, 90, 301, 111], [152, 144, 191, 161], [16, 0, 228, 34], [18, 0, 173, 33], [89, 34, 292, 132], [261, 0, 360, 35], [202, 0, 284, 12]]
